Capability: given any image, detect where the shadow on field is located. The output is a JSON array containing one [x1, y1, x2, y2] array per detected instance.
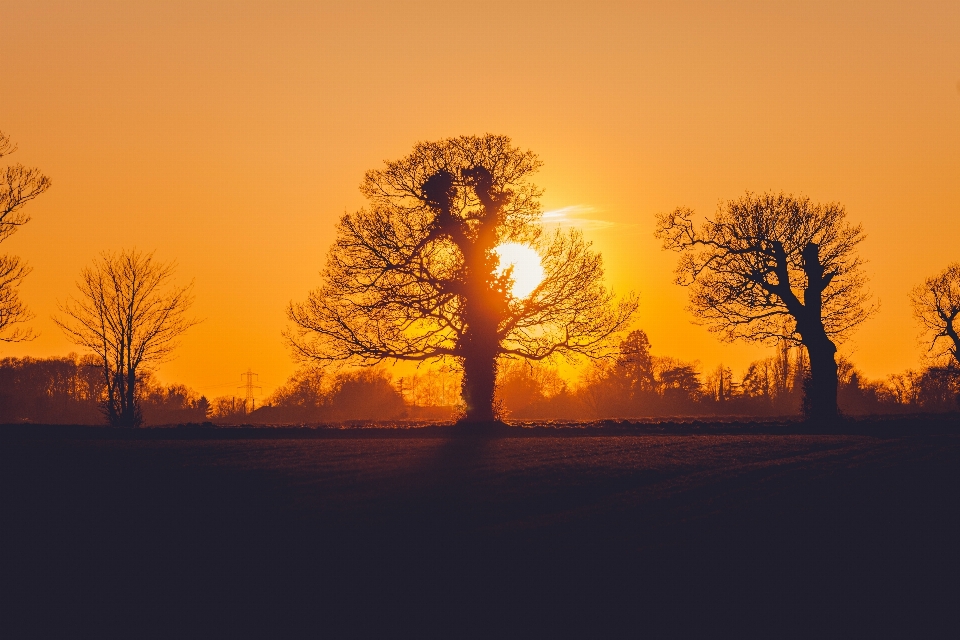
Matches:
[[2, 419, 959, 635]]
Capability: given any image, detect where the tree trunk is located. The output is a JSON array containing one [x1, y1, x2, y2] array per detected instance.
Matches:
[[110, 367, 142, 428], [944, 321, 960, 367], [803, 335, 839, 421], [125, 370, 135, 427], [427, 165, 509, 426], [799, 242, 840, 421], [460, 347, 498, 423]]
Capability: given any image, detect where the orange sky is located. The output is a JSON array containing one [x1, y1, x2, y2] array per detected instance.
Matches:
[[2, 1, 958, 399]]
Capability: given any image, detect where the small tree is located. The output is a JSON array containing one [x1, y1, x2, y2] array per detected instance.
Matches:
[[655, 192, 874, 420], [54, 250, 198, 427], [911, 263, 960, 366], [0, 130, 51, 342], [288, 135, 635, 424]]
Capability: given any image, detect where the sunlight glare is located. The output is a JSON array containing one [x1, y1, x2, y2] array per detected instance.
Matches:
[[494, 243, 545, 299]]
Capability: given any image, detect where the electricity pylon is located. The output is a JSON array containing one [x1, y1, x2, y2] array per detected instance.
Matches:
[[238, 369, 261, 413]]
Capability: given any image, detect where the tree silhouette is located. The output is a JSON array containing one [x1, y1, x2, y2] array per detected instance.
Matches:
[[288, 135, 635, 423], [655, 192, 874, 420], [911, 263, 960, 366], [0, 130, 51, 342], [616, 329, 656, 399], [54, 250, 198, 427], [0, 354, 104, 424]]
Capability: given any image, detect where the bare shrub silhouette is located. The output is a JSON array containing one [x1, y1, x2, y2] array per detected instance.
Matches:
[[259, 368, 328, 423], [326, 369, 407, 421], [139, 375, 209, 425], [0, 130, 51, 342], [288, 135, 635, 425], [54, 250, 198, 427], [656, 192, 875, 421], [208, 395, 249, 424], [250, 368, 406, 423]]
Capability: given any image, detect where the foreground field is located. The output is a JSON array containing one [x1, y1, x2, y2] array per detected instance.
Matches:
[[4, 421, 959, 634], [2, 421, 959, 565]]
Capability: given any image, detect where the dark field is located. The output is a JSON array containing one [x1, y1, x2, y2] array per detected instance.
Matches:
[[2, 420, 959, 634]]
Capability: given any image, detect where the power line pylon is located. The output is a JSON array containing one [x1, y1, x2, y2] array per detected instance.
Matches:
[[238, 368, 261, 414]]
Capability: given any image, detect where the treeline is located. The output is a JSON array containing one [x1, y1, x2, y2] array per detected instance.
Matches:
[[239, 369, 407, 423], [0, 355, 208, 425], [3, 334, 957, 425], [491, 330, 960, 420], [0, 355, 103, 424], [0, 356, 408, 425]]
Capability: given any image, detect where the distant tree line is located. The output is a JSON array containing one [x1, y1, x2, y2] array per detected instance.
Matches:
[[0, 355, 207, 425], [239, 368, 406, 423], [492, 330, 959, 420], [2, 334, 957, 425]]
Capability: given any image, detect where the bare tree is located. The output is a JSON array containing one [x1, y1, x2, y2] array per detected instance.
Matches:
[[911, 262, 960, 366], [0, 130, 52, 342], [288, 135, 636, 424], [54, 250, 198, 427], [655, 192, 874, 420]]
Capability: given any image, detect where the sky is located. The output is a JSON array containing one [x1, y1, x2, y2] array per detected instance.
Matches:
[[1, 1, 958, 399]]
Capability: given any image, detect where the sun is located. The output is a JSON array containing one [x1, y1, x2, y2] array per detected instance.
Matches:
[[494, 242, 545, 299]]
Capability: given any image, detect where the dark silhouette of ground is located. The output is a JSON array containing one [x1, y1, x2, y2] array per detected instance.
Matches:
[[2, 418, 958, 636]]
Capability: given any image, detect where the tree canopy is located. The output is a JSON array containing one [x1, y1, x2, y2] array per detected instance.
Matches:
[[655, 192, 874, 419], [288, 134, 635, 422], [656, 192, 873, 345]]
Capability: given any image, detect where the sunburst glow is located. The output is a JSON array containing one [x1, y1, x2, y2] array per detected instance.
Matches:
[[494, 243, 545, 299]]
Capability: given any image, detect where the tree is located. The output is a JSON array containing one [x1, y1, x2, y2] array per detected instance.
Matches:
[[288, 135, 636, 423], [911, 263, 960, 366], [653, 358, 703, 404], [0, 130, 51, 342], [54, 250, 198, 427], [616, 329, 656, 398], [655, 192, 874, 420]]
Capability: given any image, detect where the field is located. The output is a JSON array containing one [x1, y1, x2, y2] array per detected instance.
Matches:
[[2, 419, 959, 633]]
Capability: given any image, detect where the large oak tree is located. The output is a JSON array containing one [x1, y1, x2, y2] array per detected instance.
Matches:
[[655, 192, 873, 420], [288, 135, 635, 423]]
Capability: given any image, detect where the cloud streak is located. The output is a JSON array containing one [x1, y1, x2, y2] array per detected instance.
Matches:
[[540, 205, 622, 231]]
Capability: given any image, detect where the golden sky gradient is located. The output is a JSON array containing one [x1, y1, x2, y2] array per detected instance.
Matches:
[[2, 1, 958, 399]]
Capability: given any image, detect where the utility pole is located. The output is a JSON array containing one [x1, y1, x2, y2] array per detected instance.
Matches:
[[238, 368, 261, 414]]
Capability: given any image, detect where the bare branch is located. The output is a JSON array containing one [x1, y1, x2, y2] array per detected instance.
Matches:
[[911, 262, 960, 366], [655, 192, 875, 346], [53, 249, 199, 426], [0, 130, 51, 341]]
